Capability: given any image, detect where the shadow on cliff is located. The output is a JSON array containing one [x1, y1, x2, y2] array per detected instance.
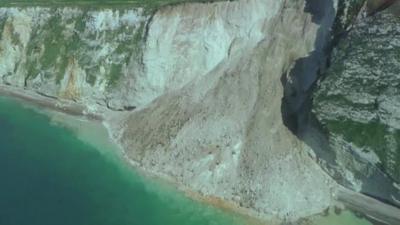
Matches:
[[280, 0, 336, 163], [281, 0, 400, 210]]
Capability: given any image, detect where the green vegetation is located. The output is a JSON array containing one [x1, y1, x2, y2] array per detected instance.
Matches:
[[0, 0, 220, 11], [325, 120, 388, 155], [314, 11, 400, 183], [107, 63, 123, 87], [20, 8, 146, 87], [325, 119, 400, 181], [2, 0, 227, 87], [24, 13, 73, 83]]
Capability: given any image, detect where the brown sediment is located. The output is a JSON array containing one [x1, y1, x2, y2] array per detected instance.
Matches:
[[182, 190, 275, 225], [0, 84, 102, 120], [61, 57, 81, 101]]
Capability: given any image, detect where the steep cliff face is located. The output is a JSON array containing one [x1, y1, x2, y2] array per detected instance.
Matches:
[[313, 8, 400, 206], [107, 0, 338, 221], [0, 0, 341, 222], [0, 7, 148, 109]]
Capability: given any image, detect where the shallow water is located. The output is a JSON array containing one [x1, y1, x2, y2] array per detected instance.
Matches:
[[0, 97, 248, 225], [0, 96, 377, 225]]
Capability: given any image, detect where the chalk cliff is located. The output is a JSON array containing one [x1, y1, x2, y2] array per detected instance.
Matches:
[[0, 0, 345, 222], [112, 0, 338, 221]]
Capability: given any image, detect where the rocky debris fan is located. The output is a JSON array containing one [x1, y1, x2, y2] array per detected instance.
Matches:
[[107, 0, 338, 222], [0, 0, 346, 222]]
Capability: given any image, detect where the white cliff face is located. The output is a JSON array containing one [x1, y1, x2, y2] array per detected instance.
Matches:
[[140, 1, 279, 104], [110, 0, 336, 222], [0, 0, 337, 222], [0, 7, 147, 108]]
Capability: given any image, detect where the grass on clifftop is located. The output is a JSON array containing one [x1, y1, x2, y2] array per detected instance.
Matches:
[[0, 0, 220, 10]]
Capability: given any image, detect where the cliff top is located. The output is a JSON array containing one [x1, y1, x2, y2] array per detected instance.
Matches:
[[0, 0, 218, 10]]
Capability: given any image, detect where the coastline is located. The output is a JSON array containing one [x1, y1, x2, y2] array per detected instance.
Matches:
[[0, 84, 102, 120], [2, 84, 399, 225], [0, 84, 273, 225], [102, 119, 278, 225]]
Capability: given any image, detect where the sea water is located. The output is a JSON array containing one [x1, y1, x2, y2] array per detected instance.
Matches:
[[0, 97, 248, 225], [0, 96, 375, 225]]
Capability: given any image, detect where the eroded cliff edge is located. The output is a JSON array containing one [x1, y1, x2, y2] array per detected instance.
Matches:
[[110, 0, 339, 221], [0, 0, 341, 222]]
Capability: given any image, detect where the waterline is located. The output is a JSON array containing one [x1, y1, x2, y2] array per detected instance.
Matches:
[[0, 96, 250, 225]]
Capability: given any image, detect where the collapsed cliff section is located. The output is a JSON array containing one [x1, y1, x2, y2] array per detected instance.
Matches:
[[312, 2, 400, 208], [1, 0, 398, 222], [0, 0, 341, 222], [105, 0, 340, 222]]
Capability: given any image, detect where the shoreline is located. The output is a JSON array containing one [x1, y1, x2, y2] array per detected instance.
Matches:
[[102, 121, 278, 225], [116, 147, 277, 225], [0, 84, 102, 120], [2, 84, 398, 225], [0, 84, 274, 225]]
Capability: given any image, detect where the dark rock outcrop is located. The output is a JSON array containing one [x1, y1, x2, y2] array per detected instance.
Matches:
[[313, 9, 400, 207]]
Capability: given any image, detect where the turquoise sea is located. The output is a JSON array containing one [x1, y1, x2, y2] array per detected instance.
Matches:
[[0, 97, 250, 225], [0, 96, 374, 225]]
